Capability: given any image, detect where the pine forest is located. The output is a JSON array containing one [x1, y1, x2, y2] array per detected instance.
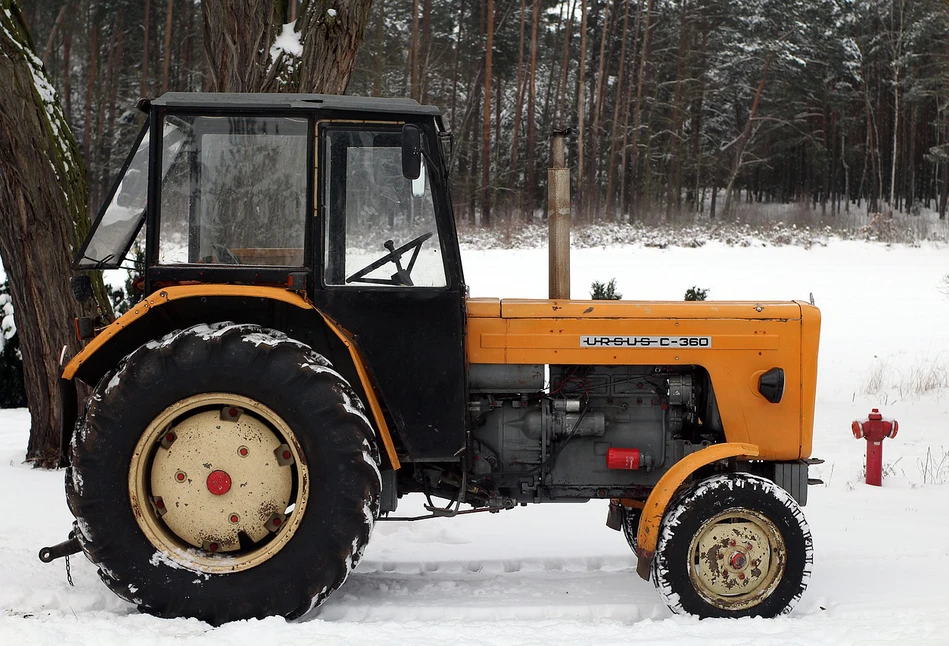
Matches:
[[18, 0, 949, 230]]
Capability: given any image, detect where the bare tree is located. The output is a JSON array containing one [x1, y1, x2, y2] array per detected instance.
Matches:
[[0, 0, 111, 468]]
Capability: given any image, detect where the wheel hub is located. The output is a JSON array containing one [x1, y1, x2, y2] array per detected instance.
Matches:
[[150, 407, 293, 553], [206, 470, 232, 495], [688, 509, 786, 611], [130, 394, 309, 574]]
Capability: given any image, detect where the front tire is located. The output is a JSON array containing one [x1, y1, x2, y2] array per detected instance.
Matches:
[[652, 473, 813, 618], [66, 323, 381, 624]]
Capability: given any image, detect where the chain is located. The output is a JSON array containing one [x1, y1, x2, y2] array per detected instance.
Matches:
[[65, 554, 74, 587]]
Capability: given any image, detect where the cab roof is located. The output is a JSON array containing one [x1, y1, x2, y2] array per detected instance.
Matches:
[[150, 92, 443, 117]]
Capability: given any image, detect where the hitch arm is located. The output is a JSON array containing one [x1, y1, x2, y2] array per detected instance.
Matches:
[[39, 532, 81, 563]]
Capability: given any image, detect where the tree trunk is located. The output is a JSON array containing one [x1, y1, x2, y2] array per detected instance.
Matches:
[[420, 0, 431, 103], [291, 0, 374, 93], [605, 0, 632, 218], [510, 0, 526, 173], [373, 0, 384, 96], [721, 54, 773, 218], [100, 9, 126, 201], [588, 0, 612, 221], [628, 0, 654, 223], [203, 0, 373, 94], [82, 7, 98, 169], [481, 0, 493, 227], [161, 0, 174, 92], [525, 0, 540, 222], [0, 1, 111, 467], [409, 0, 420, 99], [142, 0, 151, 96], [575, 1, 588, 221], [202, 1, 277, 92], [62, 15, 71, 120]]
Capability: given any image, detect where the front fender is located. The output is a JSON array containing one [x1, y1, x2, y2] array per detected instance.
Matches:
[[635, 442, 760, 579]]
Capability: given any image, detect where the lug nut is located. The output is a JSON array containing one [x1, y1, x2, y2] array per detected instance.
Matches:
[[209, 542, 218, 552], [738, 573, 746, 580], [282, 450, 291, 460], [238, 446, 249, 457], [729, 540, 736, 547], [230, 514, 239, 524], [175, 471, 186, 482]]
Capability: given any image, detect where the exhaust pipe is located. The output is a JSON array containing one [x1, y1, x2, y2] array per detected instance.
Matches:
[[548, 129, 571, 300]]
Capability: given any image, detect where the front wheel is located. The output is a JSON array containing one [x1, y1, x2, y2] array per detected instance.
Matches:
[[66, 323, 381, 624], [652, 473, 813, 618]]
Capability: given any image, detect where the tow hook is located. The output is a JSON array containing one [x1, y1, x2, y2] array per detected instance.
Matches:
[[39, 531, 81, 563]]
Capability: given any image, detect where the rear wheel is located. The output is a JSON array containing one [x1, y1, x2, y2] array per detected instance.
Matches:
[[620, 506, 641, 552], [66, 323, 381, 624], [651, 473, 812, 618]]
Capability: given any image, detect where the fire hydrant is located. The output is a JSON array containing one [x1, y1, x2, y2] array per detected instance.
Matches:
[[851, 408, 898, 486]]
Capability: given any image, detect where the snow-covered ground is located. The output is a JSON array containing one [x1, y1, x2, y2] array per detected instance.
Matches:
[[2, 239, 948, 644]]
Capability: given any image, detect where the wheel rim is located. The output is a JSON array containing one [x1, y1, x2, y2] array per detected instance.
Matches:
[[129, 393, 309, 574], [687, 508, 786, 611]]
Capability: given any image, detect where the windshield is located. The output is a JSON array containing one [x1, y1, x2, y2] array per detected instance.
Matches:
[[74, 123, 186, 270]]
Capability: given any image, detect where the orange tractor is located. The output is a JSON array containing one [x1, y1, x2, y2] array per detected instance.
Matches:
[[41, 93, 821, 624]]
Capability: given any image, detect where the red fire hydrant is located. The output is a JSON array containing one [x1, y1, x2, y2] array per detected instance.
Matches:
[[851, 408, 898, 486]]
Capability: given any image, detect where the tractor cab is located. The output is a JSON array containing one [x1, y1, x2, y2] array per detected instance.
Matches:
[[73, 93, 470, 460]]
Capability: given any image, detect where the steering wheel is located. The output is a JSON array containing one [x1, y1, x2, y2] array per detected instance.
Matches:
[[346, 233, 433, 286], [211, 243, 241, 265]]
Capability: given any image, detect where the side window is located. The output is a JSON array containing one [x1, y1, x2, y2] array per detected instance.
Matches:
[[323, 128, 447, 288], [159, 116, 308, 266]]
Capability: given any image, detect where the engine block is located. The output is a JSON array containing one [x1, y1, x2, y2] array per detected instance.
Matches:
[[468, 364, 722, 503]]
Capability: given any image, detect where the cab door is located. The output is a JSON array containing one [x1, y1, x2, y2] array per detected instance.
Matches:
[[311, 123, 467, 462]]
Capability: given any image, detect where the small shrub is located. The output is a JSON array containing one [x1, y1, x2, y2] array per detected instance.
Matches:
[[591, 279, 622, 300], [0, 278, 26, 408], [684, 286, 709, 301]]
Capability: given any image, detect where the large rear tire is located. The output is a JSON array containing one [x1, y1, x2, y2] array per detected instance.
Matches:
[[66, 323, 381, 624], [651, 473, 812, 618]]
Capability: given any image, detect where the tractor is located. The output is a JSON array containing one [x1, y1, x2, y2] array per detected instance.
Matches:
[[41, 93, 821, 624]]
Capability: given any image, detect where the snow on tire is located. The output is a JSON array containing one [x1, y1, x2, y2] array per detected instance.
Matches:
[[65, 322, 381, 625], [651, 473, 813, 618]]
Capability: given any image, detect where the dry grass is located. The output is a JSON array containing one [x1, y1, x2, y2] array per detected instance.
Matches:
[[863, 355, 949, 398], [918, 447, 949, 485]]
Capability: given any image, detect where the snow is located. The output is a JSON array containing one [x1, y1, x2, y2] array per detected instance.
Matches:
[[2, 240, 949, 643], [270, 21, 303, 61]]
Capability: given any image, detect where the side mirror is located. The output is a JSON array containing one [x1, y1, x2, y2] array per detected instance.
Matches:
[[401, 124, 421, 180]]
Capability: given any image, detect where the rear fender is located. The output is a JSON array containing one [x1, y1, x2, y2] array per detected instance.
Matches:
[[61, 285, 400, 469]]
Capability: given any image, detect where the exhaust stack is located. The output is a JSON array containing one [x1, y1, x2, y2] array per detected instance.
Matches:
[[548, 129, 571, 300]]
